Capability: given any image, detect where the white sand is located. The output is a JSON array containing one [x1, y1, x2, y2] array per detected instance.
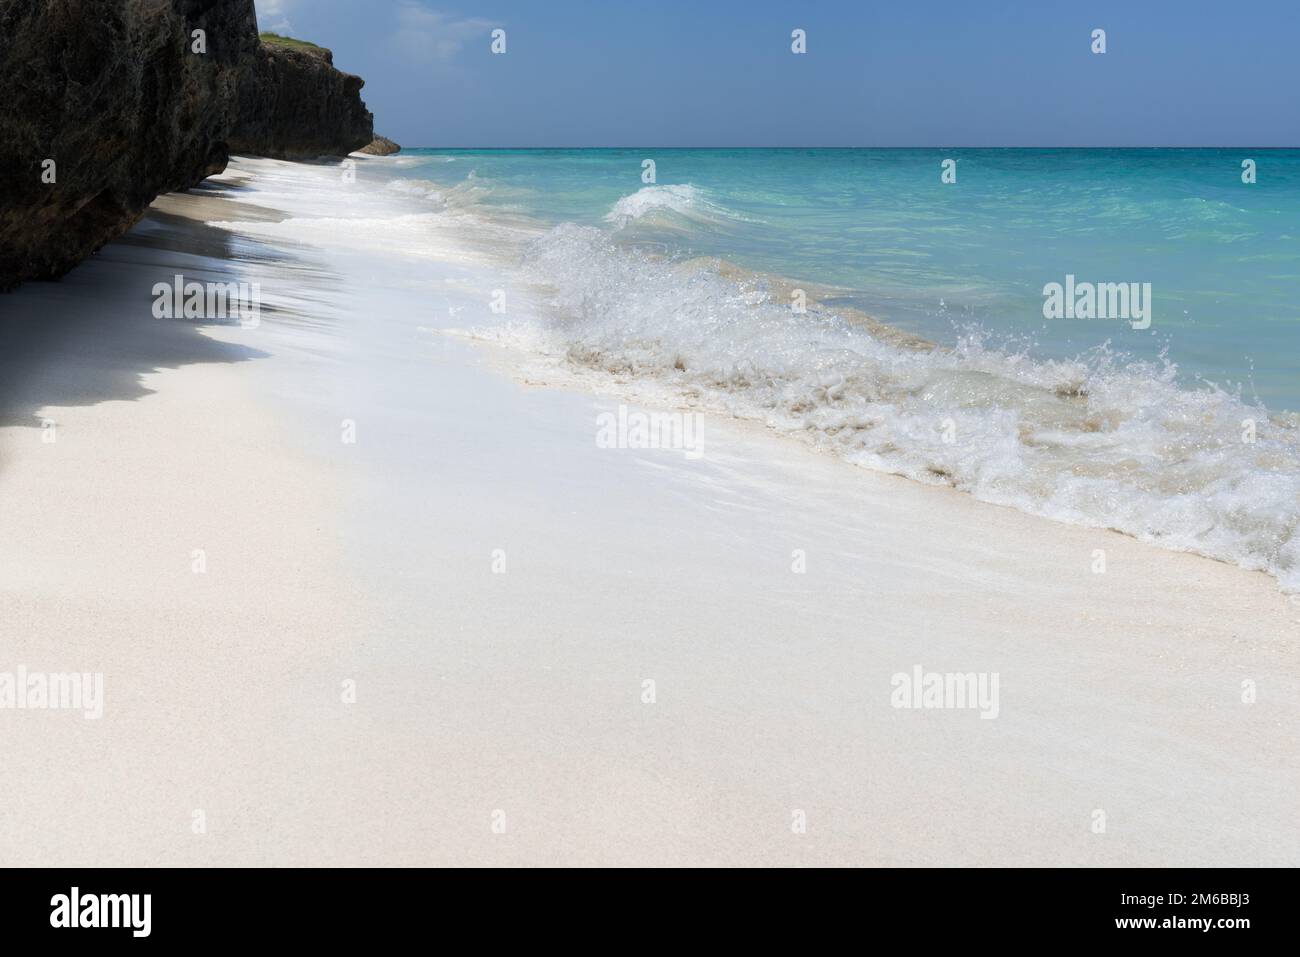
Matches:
[[1, 160, 1296, 866]]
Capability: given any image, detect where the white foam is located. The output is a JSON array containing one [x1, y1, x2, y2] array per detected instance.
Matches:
[[604, 183, 758, 229]]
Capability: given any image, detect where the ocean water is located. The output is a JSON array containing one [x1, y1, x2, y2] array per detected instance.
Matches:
[[228, 150, 1300, 592], [389, 148, 1300, 407]]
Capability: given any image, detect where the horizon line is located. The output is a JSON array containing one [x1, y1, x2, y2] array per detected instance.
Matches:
[[391, 145, 1300, 151]]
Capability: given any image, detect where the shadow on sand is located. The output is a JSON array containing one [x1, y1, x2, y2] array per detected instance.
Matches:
[[0, 206, 278, 437]]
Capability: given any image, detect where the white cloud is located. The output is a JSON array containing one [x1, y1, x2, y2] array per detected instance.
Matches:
[[257, 0, 293, 33], [391, 3, 497, 63]]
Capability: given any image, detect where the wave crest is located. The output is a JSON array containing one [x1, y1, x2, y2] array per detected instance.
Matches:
[[604, 183, 757, 229]]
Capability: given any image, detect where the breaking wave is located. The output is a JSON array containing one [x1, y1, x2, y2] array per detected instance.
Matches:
[[605, 183, 759, 229]]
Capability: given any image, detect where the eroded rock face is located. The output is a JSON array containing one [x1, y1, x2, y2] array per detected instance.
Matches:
[[0, 1, 375, 291], [0, 0, 260, 291], [229, 41, 373, 160]]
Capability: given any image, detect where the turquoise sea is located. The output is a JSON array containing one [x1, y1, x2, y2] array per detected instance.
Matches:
[[393, 147, 1300, 409], [316, 147, 1300, 590]]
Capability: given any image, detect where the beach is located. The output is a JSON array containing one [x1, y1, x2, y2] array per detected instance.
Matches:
[[1, 155, 1297, 866]]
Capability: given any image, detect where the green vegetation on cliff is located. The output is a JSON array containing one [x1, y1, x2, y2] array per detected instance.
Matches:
[[259, 32, 326, 53]]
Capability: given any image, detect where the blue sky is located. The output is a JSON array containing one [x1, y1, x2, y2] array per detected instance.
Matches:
[[257, 0, 1300, 147]]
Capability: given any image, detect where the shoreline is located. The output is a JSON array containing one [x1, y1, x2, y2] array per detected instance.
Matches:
[[396, 160, 1300, 597], [1, 158, 1297, 865]]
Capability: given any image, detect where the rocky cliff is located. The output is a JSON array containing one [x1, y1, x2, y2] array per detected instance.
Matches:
[[230, 36, 373, 160], [0, 1, 374, 292]]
